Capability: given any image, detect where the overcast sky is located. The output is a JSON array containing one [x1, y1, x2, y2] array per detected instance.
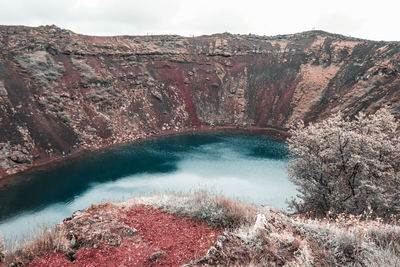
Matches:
[[1, 0, 399, 41]]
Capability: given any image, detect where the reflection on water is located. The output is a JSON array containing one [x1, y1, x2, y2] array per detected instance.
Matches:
[[0, 132, 297, 242]]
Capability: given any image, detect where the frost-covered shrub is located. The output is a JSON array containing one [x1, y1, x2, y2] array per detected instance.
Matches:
[[288, 108, 400, 218]]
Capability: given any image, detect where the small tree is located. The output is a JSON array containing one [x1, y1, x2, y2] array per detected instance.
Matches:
[[287, 108, 400, 218]]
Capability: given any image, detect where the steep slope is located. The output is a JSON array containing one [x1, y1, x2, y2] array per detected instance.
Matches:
[[0, 25, 399, 178]]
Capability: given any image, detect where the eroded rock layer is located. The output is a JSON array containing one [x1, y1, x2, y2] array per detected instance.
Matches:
[[0, 25, 399, 177]]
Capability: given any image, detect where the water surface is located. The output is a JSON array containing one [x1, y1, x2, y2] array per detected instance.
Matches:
[[0, 132, 296, 242]]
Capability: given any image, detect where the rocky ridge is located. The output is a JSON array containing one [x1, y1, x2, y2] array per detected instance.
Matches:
[[3, 193, 400, 266], [0, 25, 399, 178]]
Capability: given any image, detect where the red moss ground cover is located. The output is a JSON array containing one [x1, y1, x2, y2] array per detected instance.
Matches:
[[27, 205, 220, 266]]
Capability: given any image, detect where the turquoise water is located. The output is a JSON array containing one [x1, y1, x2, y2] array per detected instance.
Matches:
[[0, 132, 296, 242]]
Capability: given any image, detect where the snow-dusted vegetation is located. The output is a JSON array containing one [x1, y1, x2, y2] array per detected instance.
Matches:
[[288, 108, 400, 218]]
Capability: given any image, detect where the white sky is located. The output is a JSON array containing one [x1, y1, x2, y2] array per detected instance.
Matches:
[[0, 0, 399, 41]]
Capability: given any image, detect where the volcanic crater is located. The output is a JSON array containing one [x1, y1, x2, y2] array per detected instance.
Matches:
[[0, 25, 399, 179]]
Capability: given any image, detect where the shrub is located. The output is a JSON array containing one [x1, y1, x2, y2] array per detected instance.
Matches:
[[287, 108, 400, 218], [129, 191, 257, 229]]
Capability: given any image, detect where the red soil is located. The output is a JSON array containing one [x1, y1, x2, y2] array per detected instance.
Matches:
[[27, 205, 220, 267]]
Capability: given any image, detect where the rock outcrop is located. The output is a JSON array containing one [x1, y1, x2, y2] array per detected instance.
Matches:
[[0, 25, 399, 178]]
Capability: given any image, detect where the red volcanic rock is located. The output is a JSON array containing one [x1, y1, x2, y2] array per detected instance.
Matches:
[[0, 25, 399, 178], [4, 193, 400, 266], [27, 204, 220, 267]]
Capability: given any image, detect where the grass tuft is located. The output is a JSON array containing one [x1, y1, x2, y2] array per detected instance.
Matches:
[[3, 227, 69, 266], [123, 191, 257, 229]]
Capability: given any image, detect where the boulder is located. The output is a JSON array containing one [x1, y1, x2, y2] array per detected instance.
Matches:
[[9, 152, 32, 164], [149, 250, 168, 262]]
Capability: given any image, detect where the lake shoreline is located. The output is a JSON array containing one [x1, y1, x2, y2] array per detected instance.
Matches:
[[0, 126, 289, 189]]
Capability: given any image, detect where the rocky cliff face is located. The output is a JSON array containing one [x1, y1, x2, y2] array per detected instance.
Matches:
[[0, 25, 399, 178]]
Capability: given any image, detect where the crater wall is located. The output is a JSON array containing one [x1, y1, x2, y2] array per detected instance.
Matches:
[[0, 25, 399, 178]]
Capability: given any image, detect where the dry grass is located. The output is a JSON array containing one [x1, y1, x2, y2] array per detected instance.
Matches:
[[123, 191, 258, 229], [232, 207, 315, 266], [292, 213, 400, 266], [3, 226, 70, 266]]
